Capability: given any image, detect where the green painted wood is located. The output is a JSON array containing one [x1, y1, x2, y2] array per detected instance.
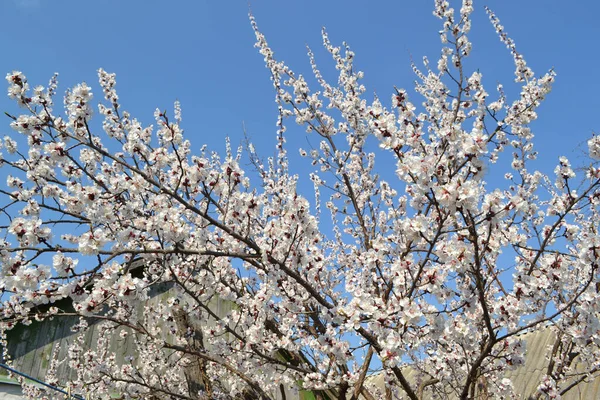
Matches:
[[10, 322, 32, 373], [29, 317, 59, 380], [53, 315, 78, 381]]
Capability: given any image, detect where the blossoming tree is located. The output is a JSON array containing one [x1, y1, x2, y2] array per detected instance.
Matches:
[[2, 0, 600, 399]]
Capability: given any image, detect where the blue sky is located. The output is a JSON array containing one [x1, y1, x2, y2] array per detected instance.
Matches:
[[1, 0, 599, 267], [2, 0, 599, 173]]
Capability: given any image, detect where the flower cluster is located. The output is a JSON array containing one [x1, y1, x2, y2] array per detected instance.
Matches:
[[1, 1, 600, 399]]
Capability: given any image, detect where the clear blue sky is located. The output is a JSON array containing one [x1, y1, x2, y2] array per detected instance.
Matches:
[[1, 0, 599, 190]]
